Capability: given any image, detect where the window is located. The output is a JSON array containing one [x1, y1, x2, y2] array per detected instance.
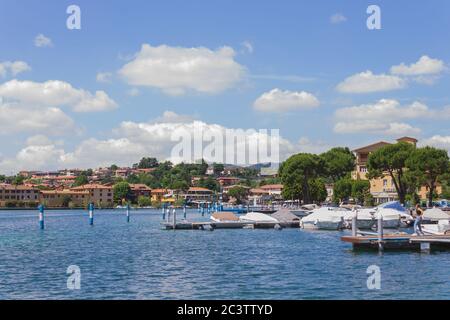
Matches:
[[383, 179, 388, 187], [360, 166, 368, 173]]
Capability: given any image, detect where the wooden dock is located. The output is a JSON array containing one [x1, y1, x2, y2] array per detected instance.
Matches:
[[161, 221, 285, 230], [341, 234, 450, 251]]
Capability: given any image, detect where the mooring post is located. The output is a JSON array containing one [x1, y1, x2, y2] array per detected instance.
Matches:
[[172, 208, 176, 230], [166, 206, 171, 223], [201, 203, 205, 216], [352, 212, 357, 237], [183, 204, 186, 219], [89, 203, 94, 226], [126, 203, 130, 223], [162, 203, 166, 220], [38, 204, 45, 230], [198, 203, 201, 213], [377, 214, 384, 251]]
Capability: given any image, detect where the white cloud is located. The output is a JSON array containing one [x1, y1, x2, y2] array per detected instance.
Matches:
[[0, 79, 117, 112], [118, 44, 246, 95], [126, 88, 140, 97], [241, 41, 254, 54], [0, 101, 75, 135], [334, 121, 420, 136], [96, 72, 113, 83], [0, 61, 31, 77], [34, 34, 53, 48], [253, 88, 320, 112], [421, 135, 450, 153], [390, 55, 446, 76], [333, 99, 428, 136], [330, 13, 347, 24], [152, 110, 196, 123], [335, 99, 429, 121], [336, 71, 406, 94]]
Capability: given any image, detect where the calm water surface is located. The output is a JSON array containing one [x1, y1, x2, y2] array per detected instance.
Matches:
[[0, 209, 448, 299]]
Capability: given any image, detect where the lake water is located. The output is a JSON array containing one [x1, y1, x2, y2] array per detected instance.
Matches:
[[0, 209, 448, 300]]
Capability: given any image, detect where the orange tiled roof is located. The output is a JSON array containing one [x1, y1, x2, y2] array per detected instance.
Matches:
[[260, 184, 283, 190], [71, 184, 111, 190]]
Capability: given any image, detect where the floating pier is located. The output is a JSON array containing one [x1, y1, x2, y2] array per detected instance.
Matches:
[[161, 221, 283, 230], [341, 234, 450, 251]]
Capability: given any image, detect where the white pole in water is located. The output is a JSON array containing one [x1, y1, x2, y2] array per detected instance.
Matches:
[[352, 212, 357, 237], [377, 214, 383, 251], [89, 203, 94, 226], [183, 205, 186, 219], [126, 204, 130, 223], [166, 206, 171, 223], [38, 204, 45, 230], [172, 208, 176, 230]]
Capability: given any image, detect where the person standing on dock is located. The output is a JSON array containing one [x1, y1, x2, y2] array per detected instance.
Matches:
[[414, 204, 424, 236]]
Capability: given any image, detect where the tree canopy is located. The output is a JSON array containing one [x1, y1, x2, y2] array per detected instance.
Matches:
[[279, 153, 325, 204], [320, 147, 355, 182], [406, 146, 449, 206], [367, 142, 415, 204]]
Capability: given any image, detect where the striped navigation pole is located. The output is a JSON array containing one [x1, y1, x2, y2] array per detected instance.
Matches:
[[88, 202, 94, 226], [38, 204, 45, 230], [126, 203, 130, 223], [183, 204, 187, 219], [162, 203, 166, 220]]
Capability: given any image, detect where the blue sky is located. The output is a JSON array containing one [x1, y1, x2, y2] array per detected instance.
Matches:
[[1, 0, 450, 173]]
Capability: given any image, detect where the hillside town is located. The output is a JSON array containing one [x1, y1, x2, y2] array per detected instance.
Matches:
[[0, 137, 449, 209]]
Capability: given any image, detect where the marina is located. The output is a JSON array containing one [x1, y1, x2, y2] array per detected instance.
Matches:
[[1, 208, 450, 300]]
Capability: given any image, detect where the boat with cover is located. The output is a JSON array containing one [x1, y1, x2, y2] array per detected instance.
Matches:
[[300, 207, 345, 230]]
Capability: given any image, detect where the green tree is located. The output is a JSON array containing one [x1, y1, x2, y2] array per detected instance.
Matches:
[[113, 181, 133, 204], [73, 174, 89, 187], [309, 178, 327, 203], [110, 164, 118, 171], [279, 153, 324, 204], [367, 142, 415, 205], [320, 147, 355, 182], [227, 186, 248, 204], [12, 175, 25, 185], [61, 195, 72, 208], [198, 176, 220, 192], [333, 178, 352, 203], [213, 163, 225, 176], [135, 157, 159, 169], [406, 146, 449, 207], [137, 196, 152, 207], [351, 180, 370, 205]]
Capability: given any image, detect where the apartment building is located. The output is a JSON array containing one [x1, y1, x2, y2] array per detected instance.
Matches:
[[71, 184, 114, 207], [351, 137, 420, 204], [0, 184, 40, 206], [40, 189, 90, 207]]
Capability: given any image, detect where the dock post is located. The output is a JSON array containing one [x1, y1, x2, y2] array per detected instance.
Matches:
[[377, 214, 383, 251], [38, 204, 45, 230], [89, 203, 94, 226], [352, 213, 357, 237], [162, 203, 166, 220], [172, 208, 176, 230], [183, 205, 186, 219], [201, 203, 205, 216], [126, 203, 130, 223], [198, 203, 201, 213], [166, 206, 171, 223]]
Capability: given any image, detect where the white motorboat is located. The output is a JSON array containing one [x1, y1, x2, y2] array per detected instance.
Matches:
[[343, 208, 377, 229], [210, 211, 248, 228], [239, 211, 279, 224], [376, 208, 401, 228], [422, 219, 450, 235], [300, 207, 345, 230], [423, 208, 450, 222]]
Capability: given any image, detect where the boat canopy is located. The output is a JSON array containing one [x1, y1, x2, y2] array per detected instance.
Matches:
[[239, 212, 279, 223], [211, 211, 240, 222], [271, 209, 300, 223], [377, 201, 406, 212], [424, 208, 450, 221]]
